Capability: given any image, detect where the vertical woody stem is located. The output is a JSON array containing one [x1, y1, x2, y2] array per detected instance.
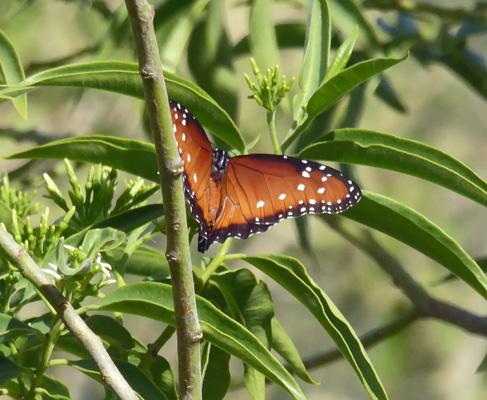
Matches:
[[124, 1, 202, 399]]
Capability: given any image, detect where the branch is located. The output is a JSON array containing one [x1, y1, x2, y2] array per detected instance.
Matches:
[[0, 228, 138, 400], [123, 1, 202, 399], [327, 219, 487, 337], [363, 0, 487, 23], [303, 310, 418, 369]]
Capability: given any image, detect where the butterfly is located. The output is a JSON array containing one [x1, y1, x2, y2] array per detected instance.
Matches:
[[170, 100, 362, 252]]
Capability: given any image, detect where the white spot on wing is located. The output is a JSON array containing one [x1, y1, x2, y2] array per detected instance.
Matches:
[[257, 200, 265, 208], [278, 193, 286, 200], [187, 154, 191, 162], [300, 206, 306, 212], [297, 184, 305, 191], [309, 199, 316, 204], [193, 173, 197, 183], [182, 133, 186, 141], [318, 187, 325, 194], [302, 171, 310, 178], [182, 120, 187, 126]]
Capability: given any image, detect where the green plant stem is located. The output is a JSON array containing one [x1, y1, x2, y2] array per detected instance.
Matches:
[[267, 110, 282, 154], [27, 319, 63, 399], [200, 239, 233, 283], [0, 228, 138, 400], [8, 342, 27, 398], [138, 325, 176, 371], [124, 1, 201, 399]]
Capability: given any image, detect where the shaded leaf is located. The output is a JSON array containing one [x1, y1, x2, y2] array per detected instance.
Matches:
[[0, 356, 25, 385], [271, 317, 317, 385], [0, 30, 27, 118], [245, 254, 388, 400], [95, 282, 306, 399], [73, 359, 168, 400], [202, 344, 231, 400], [149, 356, 177, 400]]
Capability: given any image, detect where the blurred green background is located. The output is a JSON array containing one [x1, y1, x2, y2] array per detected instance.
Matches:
[[1, 0, 487, 399]]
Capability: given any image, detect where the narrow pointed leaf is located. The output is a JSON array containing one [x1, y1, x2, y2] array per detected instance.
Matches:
[[0, 313, 38, 340], [0, 30, 27, 118], [202, 344, 231, 400], [299, 129, 487, 206], [0, 61, 244, 152], [299, 0, 331, 99], [271, 317, 317, 384], [325, 26, 357, 80], [72, 359, 168, 400], [282, 54, 407, 151], [341, 191, 487, 300], [244, 254, 388, 400], [0, 357, 25, 385], [95, 282, 306, 400], [7, 136, 159, 182], [211, 268, 274, 399]]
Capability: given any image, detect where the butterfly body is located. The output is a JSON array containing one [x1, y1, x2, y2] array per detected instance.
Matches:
[[169, 100, 362, 253]]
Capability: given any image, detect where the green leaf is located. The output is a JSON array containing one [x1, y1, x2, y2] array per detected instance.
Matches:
[[299, 129, 487, 206], [299, 0, 331, 100], [202, 344, 231, 400], [149, 356, 178, 400], [73, 359, 169, 400], [211, 268, 273, 347], [271, 317, 317, 385], [244, 254, 388, 400], [85, 315, 136, 350], [95, 282, 306, 400], [0, 30, 27, 118], [325, 26, 358, 81], [211, 268, 274, 400], [7, 136, 159, 182], [0, 313, 37, 342], [40, 375, 71, 400], [341, 191, 487, 300], [109, 243, 169, 277], [249, 0, 280, 70], [0, 356, 25, 385], [94, 204, 164, 234], [0, 61, 244, 152], [282, 54, 407, 151]]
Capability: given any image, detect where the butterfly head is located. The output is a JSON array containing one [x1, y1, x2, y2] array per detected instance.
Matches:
[[211, 148, 229, 177]]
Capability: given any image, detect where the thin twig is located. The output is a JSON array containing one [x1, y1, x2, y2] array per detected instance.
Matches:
[[327, 219, 487, 337], [0, 228, 138, 400], [124, 1, 202, 399], [363, 0, 487, 23], [303, 311, 418, 369]]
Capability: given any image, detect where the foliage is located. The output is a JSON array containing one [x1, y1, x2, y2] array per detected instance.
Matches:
[[1, 0, 487, 399]]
